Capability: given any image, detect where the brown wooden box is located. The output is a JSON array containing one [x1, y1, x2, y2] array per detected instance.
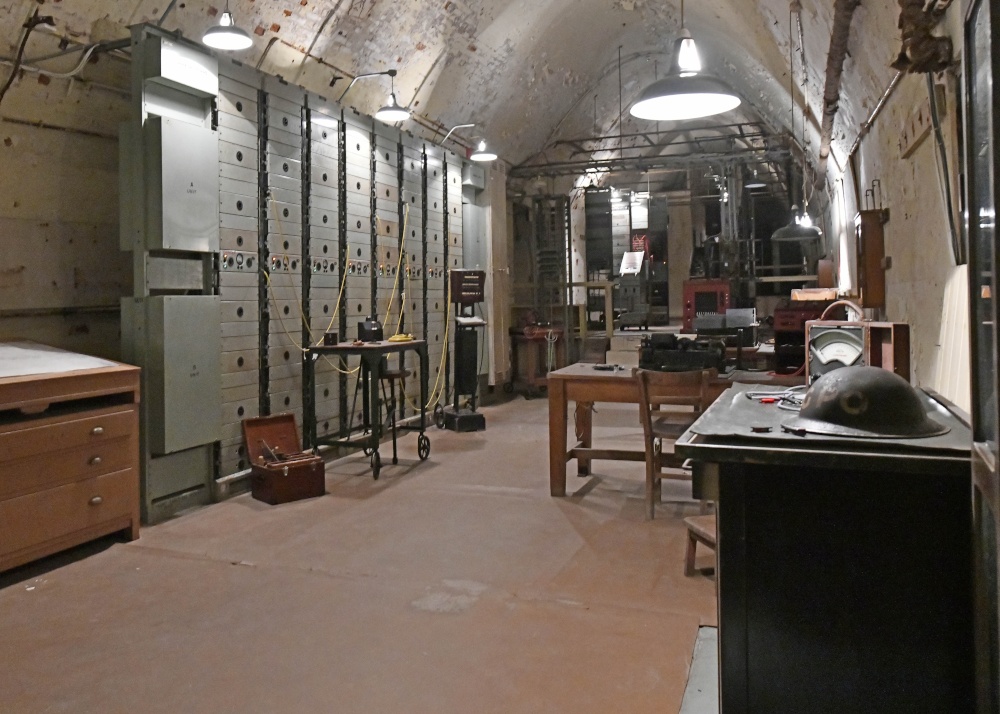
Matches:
[[241, 414, 325, 505]]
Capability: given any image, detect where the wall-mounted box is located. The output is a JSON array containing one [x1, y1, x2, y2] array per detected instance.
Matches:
[[855, 209, 886, 309], [144, 116, 219, 252], [123, 295, 221, 455], [462, 163, 486, 191], [143, 36, 218, 98]]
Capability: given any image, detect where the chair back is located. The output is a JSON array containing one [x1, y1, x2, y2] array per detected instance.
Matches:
[[635, 368, 717, 441]]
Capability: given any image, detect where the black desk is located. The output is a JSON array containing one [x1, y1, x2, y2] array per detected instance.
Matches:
[[305, 340, 430, 478], [676, 385, 974, 713]]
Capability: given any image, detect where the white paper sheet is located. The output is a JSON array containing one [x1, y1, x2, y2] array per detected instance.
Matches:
[[0, 342, 118, 379]]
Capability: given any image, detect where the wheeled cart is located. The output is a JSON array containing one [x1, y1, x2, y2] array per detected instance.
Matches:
[[305, 340, 430, 479]]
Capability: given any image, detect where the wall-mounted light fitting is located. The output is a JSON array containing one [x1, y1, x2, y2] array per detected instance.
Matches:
[[338, 69, 411, 124], [202, 1, 253, 51], [440, 123, 497, 162]]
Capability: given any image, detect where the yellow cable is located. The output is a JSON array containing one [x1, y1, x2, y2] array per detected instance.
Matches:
[[379, 204, 410, 329], [402, 271, 452, 411], [264, 194, 358, 376]]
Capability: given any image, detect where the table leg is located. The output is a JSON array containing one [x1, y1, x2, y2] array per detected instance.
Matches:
[[419, 345, 428, 430], [575, 401, 592, 477], [549, 378, 567, 497], [368, 356, 382, 446]]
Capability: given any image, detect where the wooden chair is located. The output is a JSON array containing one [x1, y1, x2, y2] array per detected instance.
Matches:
[[635, 368, 717, 520], [683, 514, 717, 576]]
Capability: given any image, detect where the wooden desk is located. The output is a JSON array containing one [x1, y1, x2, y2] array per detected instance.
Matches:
[[0, 342, 141, 572], [547, 364, 803, 497], [508, 327, 567, 393]]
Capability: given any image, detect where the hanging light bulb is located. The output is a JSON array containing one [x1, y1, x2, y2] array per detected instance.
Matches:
[[675, 28, 701, 76], [374, 92, 410, 123], [630, 0, 740, 121], [374, 73, 410, 123], [745, 169, 766, 189], [470, 139, 497, 162], [202, 2, 253, 51]]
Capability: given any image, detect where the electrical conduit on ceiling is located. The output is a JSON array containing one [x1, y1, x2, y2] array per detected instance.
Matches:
[[817, 0, 863, 178]]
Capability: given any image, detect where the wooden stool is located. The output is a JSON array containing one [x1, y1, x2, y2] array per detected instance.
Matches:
[[683, 514, 717, 577]]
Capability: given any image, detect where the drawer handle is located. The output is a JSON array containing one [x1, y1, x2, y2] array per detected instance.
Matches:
[[89, 495, 103, 506], [91, 426, 105, 436], [89, 456, 103, 466]]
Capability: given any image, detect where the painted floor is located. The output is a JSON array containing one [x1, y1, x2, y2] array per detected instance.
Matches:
[[1, 395, 717, 713]]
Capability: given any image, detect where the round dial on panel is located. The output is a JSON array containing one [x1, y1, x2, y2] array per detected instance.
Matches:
[[809, 329, 863, 366]]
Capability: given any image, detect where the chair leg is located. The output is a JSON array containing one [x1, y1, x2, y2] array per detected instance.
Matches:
[[388, 380, 398, 465], [645, 461, 656, 520], [684, 530, 698, 577]]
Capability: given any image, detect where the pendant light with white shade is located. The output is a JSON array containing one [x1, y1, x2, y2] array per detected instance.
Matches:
[[630, 0, 741, 121], [202, 1, 253, 51], [470, 139, 497, 162], [771, 8, 822, 245], [338, 69, 411, 124], [374, 72, 411, 124]]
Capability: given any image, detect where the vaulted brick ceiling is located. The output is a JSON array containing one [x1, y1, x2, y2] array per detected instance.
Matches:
[[1, 0, 903, 171]]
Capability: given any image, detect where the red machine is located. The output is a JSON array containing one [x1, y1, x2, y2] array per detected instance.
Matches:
[[682, 279, 731, 332]]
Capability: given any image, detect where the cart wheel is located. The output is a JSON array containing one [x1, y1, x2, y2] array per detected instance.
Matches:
[[417, 434, 431, 460], [371, 451, 381, 480], [434, 404, 446, 429], [502, 381, 514, 394]]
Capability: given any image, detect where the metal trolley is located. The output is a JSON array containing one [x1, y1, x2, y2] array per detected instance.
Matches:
[[304, 339, 430, 479]]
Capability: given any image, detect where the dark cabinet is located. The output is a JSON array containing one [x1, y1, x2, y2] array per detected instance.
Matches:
[[964, 0, 1000, 710], [678, 387, 974, 712]]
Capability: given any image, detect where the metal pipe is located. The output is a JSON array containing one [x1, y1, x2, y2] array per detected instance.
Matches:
[[440, 123, 475, 146], [818, 0, 863, 176], [156, 0, 179, 27], [0, 305, 119, 319], [846, 71, 904, 160], [338, 70, 394, 103]]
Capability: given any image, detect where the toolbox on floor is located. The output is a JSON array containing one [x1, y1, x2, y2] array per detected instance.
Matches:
[[242, 413, 325, 505]]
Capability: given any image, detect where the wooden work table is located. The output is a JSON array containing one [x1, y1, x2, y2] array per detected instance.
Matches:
[[547, 363, 803, 497]]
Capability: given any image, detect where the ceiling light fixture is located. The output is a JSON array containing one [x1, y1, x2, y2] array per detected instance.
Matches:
[[439, 124, 498, 162], [202, 1, 253, 51], [469, 139, 497, 162], [745, 169, 766, 189], [630, 0, 740, 121], [338, 69, 411, 124], [375, 73, 410, 123], [771, 8, 821, 246]]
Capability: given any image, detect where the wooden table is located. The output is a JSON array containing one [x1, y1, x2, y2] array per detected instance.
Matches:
[[547, 363, 803, 497]]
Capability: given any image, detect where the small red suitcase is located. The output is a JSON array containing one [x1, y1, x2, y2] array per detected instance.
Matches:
[[242, 413, 326, 505]]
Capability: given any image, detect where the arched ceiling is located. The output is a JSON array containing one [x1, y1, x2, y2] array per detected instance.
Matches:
[[1, 0, 904, 185]]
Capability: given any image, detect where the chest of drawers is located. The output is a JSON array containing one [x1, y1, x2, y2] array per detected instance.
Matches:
[[0, 349, 140, 572]]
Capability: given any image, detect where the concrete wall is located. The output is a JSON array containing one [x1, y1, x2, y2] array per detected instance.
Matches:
[[830, 5, 970, 411], [0, 38, 131, 359], [667, 191, 693, 323]]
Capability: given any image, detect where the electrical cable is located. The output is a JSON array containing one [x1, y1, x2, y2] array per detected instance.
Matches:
[[0, 10, 54, 109], [265, 193, 357, 375], [379, 204, 410, 330]]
